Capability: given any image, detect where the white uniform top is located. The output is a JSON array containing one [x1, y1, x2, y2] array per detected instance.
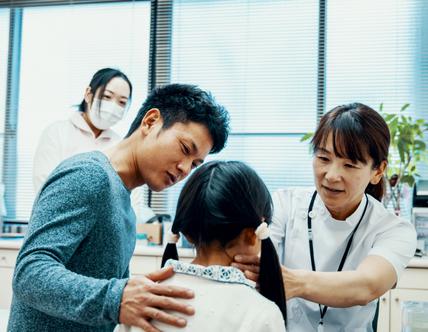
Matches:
[[118, 260, 286, 332], [33, 111, 120, 193], [270, 187, 416, 332]]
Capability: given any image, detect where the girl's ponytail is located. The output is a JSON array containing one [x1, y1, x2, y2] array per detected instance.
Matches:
[[259, 238, 287, 322], [255, 223, 287, 322], [161, 232, 180, 267]]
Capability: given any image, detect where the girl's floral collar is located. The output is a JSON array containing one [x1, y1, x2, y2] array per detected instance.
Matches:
[[164, 259, 256, 288]]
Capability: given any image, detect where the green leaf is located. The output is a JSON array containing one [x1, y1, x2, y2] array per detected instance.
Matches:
[[401, 175, 415, 187], [400, 103, 410, 112], [380, 102, 428, 181], [415, 140, 426, 151], [300, 132, 313, 142], [379, 103, 384, 112], [384, 113, 396, 122], [397, 140, 406, 163], [391, 117, 399, 130]]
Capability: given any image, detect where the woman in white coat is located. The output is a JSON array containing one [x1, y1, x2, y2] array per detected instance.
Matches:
[[233, 103, 416, 331], [33, 68, 132, 193]]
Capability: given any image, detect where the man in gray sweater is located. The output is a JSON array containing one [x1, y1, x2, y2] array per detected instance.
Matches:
[[8, 84, 230, 332]]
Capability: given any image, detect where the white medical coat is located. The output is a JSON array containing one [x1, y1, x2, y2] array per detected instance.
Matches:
[[270, 187, 417, 332], [33, 111, 120, 193]]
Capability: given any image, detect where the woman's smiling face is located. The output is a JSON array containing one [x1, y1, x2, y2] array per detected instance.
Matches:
[[313, 133, 384, 220]]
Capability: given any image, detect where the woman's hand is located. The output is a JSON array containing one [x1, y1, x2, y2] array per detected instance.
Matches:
[[119, 266, 195, 332], [280, 265, 308, 300], [233, 255, 306, 300], [232, 254, 260, 282]]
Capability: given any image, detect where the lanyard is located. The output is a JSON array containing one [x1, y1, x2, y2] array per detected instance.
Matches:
[[307, 191, 369, 331]]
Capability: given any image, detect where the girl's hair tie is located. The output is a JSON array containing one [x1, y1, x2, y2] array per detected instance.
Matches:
[[255, 222, 270, 240], [167, 231, 180, 244]]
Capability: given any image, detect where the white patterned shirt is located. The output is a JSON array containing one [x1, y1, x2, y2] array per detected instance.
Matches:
[[118, 260, 286, 332]]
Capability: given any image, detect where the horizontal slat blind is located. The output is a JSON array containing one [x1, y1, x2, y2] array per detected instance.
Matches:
[[145, 0, 173, 215], [0, 0, 128, 8], [164, 0, 320, 215], [325, 0, 428, 216], [164, 135, 314, 215], [172, 0, 319, 133], [0, 9, 10, 218]]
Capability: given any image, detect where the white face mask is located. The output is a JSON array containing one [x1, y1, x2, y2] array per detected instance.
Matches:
[[88, 98, 126, 130]]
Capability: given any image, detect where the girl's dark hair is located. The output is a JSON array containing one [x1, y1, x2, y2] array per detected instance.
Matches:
[[78, 67, 133, 113], [311, 103, 390, 201], [161, 160, 287, 321]]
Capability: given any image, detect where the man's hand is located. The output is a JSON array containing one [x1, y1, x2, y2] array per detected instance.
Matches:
[[232, 254, 260, 282], [119, 266, 195, 332]]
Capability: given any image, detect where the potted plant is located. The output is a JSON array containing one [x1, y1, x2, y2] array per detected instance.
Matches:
[[379, 103, 428, 215]]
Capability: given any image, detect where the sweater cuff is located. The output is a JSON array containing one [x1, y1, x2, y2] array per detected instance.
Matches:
[[104, 278, 129, 324]]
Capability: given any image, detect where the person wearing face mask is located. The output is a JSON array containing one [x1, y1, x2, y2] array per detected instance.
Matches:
[[33, 67, 132, 193], [233, 103, 417, 332]]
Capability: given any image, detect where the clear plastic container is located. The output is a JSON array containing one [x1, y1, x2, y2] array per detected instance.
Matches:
[[401, 301, 428, 332]]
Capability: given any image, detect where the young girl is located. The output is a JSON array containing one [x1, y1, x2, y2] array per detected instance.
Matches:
[[125, 160, 286, 331]]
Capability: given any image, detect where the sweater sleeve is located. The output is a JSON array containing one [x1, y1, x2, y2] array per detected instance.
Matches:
[[13, 160, 127, 326]]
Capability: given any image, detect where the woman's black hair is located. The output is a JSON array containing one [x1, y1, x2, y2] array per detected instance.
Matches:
[[311, 103, 390, 201], [161, 160, 287, 321], [78, 67, 133, 113]]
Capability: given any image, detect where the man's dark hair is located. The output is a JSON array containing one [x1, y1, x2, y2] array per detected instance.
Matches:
[[126, 84, 230, 153]]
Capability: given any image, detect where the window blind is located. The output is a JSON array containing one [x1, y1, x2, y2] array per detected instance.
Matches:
[[0, 10, 8, 133], [325, 0, 428, 216], [145, 0, 173, 215], [0, 9, 10, 211], [2, 1, 151, 221], [2, 0, 427, 222], [162, 0, 320, 216]]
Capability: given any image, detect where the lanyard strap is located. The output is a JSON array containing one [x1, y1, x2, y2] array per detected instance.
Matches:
[[307, 191, 369, 324]]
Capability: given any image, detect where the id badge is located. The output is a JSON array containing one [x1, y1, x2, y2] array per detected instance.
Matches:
[[317, 322, 324, 332]]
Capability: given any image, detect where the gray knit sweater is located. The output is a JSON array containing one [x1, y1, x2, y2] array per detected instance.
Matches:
[[8, 151, 136, 331]]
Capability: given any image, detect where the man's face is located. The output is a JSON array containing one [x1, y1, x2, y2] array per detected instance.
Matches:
[[136, 112, 214, 191]]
